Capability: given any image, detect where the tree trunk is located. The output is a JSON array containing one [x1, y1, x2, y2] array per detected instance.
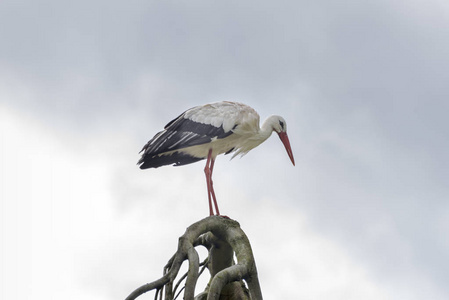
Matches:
[[125, 216, 263, 300]]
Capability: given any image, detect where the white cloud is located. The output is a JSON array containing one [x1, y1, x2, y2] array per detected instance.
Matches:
[[1, 105, 399, 300], [2, 0, 449, 299]]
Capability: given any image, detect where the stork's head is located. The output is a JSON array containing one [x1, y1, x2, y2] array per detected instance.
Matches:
[[270, 116, 295, 166]]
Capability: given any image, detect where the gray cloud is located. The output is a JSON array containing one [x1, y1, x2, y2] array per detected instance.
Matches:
[[1, 0, 449, 298]]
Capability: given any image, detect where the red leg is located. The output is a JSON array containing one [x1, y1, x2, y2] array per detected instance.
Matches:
[[204, 149, 214, 216], [209, 157, 220, 216]]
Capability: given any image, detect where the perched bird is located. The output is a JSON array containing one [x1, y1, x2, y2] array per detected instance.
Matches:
[[138, 101, 295, 216]]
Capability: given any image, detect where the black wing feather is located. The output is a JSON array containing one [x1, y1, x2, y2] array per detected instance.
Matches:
[[138, 113, 234, 169], [138, 151, 204, 169]]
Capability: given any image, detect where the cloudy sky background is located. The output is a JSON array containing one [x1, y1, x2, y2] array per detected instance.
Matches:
[[1, 0, 449, 299]]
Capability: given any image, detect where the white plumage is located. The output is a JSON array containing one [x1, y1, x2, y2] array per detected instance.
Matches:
[[138, 101, 295, 216]]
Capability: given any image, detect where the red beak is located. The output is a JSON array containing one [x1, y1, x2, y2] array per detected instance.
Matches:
[[277, 132, 295, 166]]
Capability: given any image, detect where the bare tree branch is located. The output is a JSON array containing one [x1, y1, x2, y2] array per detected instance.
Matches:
[[125, 216, 263, 300]]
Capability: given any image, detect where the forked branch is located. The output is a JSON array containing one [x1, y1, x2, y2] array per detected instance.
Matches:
[[125, 216, 263, 300]]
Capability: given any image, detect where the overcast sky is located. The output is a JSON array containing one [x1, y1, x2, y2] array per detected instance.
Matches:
[[1, 0, 449, 299]]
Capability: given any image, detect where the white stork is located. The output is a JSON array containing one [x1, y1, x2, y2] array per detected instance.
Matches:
[[138, 101, 295, 216]]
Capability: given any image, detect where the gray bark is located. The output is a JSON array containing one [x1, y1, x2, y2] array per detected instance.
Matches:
[[125, 216, 263, 300]]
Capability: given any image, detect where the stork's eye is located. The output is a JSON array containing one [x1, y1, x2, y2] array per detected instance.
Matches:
[[279, 120, 285, 129]]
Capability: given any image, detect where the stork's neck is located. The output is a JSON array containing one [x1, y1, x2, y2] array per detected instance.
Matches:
[[259, 115, 278, 141]]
